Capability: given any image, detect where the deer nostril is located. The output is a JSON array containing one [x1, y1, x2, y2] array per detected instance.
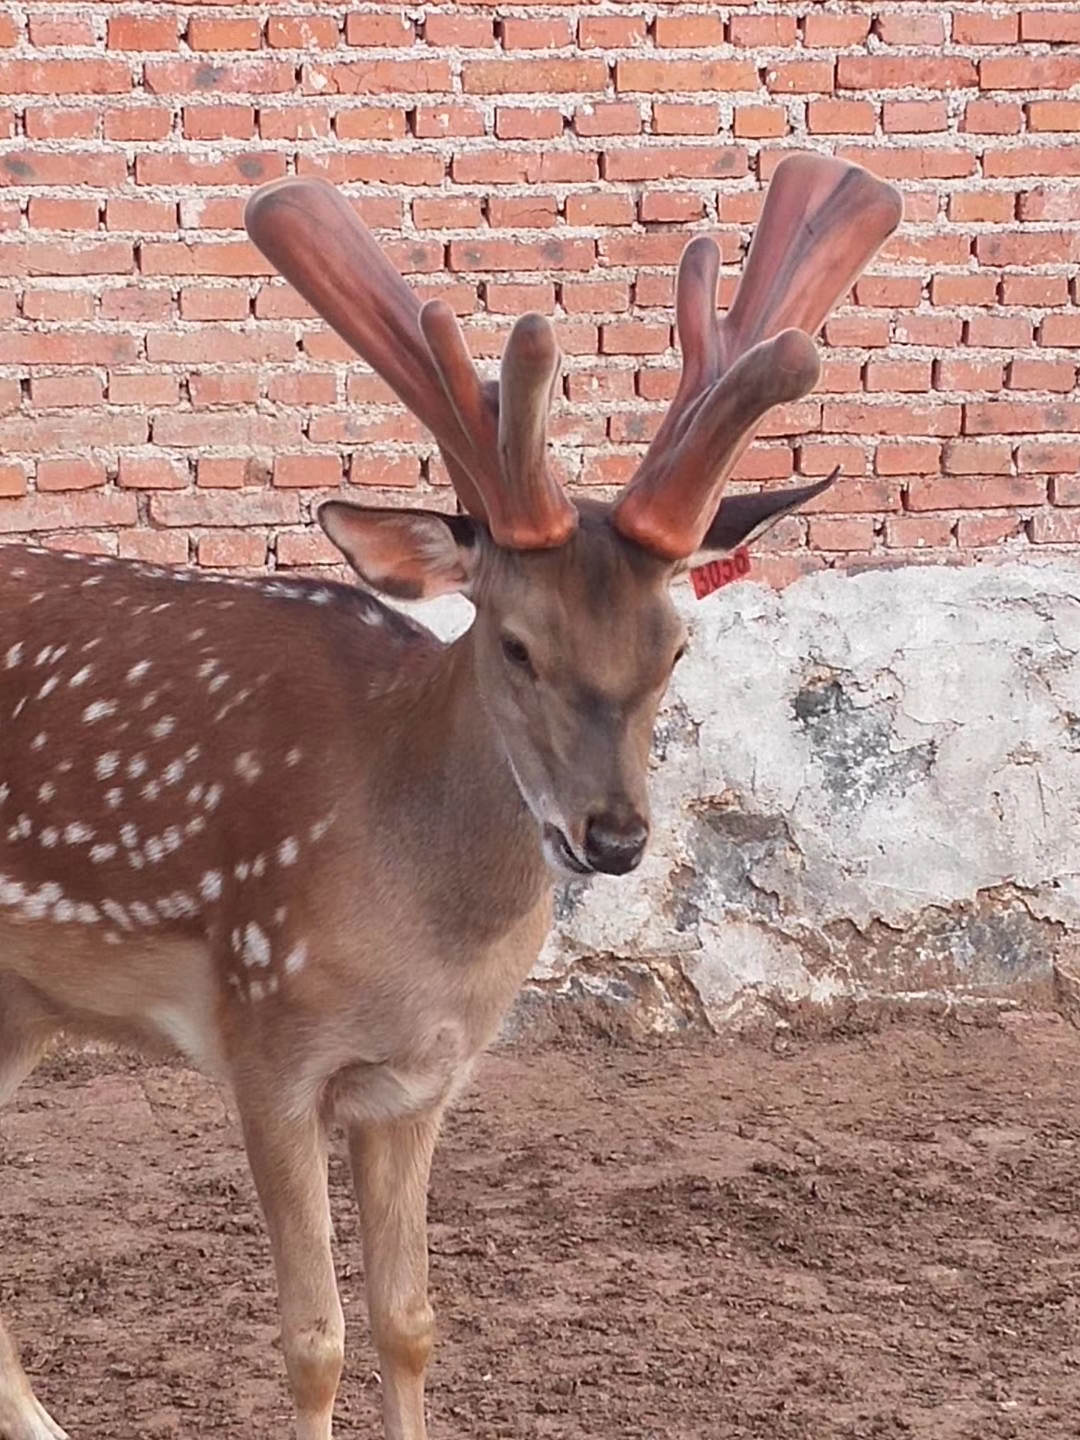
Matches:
[[583, 812, 649, 876]]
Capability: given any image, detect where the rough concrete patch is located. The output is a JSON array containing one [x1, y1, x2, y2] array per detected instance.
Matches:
[[794, 671, 937, 810]]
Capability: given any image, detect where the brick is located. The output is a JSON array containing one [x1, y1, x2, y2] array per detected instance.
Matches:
[[1028, 101, 1080, 133], [807, 99, 875, 135], [344, 12, 415, 46], [0, 58, 132, 93], [1040, 315, 1080, 347], [274, 454, 348, 489], [489, 195, 558, 229], [108, 15, 177, 51], [875, 442, 942, 476], [734, 105, 789, 140], [965, 401, 1080, 435], [0, 493, 137, 535], [108, 372, 181, 407], [603, 146, 747, 182], [576, 103, 642, 137], [260, 102, 332, 140], [466, 59, 607, 94], [964, 316, 1035, 349], [878, 13, 946, 45], [267, 15, 341, 49], [930, 273, 997, 307], [1001, 273, 1069, 307], [118, 530, 189, 565], [954, 13, 1018, 45], [187, 17, 262, 51], [947, 191, 1015, 224], [935, 356, 1005, 392], [36, 458, 107, 492], [424, 14, 493, 47], [865, 360, 932, 393], [652, 103, 721, 136], [412, 196, 482, 230], [197, 457, 268, 489], [962, 101, 1022, 135], [1008, 358, 1077, 393], [27, 197, 100, 231], [496, 109, 563, 141], [908, 476, 1046, 510], [198, 531, 268, 570], [803, 15, 870, 48], [277, 531, 341, 569], [765, 61, 834, 94], [655, 16, 725, 48], [107, 198, 178, 232], [1020, 10, 1080, 42], [579, 16, 647, 49], [30, 373, 104, 409], [1051, 476, 1080, 506], [840, 57, 977, 90], [883, 101, 947, 134], [944, 442, 1013, 476], [616, 59, 757, 94], [0, 462, 26, 497], [146, 59, 296, 95], [118, 456, 188, 490], [183, 104, 256, 140], [0, 150, 127, 188], [485, 282, 556, 315], [639, 192, 705, 224], [1018, 441, 1080, 475], [807, 516, 876, 551], [104, 106, 171, 142], [412, 104, 483, 139], [502, 18, 573, 48], [1032, 511, 1080, 545], [823, 401, 961, 437], [957, 514, 1023, 548], [22, 290, 94, 322], [730, 15, 798, 47], [980, 57, 1080, 91], [25, 107, 97, 140], [885, 515, 955, 550], [349, 454, 422, 488]]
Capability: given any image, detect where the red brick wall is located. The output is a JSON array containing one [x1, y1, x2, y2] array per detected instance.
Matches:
[[0, 3, 1077, 583]]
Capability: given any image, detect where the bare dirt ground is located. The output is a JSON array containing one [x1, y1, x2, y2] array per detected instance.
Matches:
[[3, 1014, 1080, 1439]]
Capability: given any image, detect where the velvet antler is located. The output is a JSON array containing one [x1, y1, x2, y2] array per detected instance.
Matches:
[[612, 154, 903, 560], [245, 177, 576, 549]]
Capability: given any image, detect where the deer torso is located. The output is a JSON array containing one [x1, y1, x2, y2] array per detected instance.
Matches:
[[0, 545, 553, 1116]]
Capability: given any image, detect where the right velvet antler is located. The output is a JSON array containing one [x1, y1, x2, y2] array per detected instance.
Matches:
[[245, 177, 576, 549], [612, 154, 903, 560]]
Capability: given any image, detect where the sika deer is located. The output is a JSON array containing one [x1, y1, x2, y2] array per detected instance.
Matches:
[[0, 153, 900, 1440]]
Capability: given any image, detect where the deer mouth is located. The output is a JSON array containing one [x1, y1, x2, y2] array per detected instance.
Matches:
[[542, 823, 592, 876]]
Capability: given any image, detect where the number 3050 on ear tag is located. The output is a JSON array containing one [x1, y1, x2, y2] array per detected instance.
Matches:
[[689, 546, 751, 601]]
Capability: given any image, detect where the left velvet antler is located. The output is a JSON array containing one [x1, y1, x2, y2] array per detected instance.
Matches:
[[245, 177, 577, 549]]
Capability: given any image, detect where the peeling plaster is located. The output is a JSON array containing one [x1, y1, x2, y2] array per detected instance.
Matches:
[[527, 560, 1080, 1030]]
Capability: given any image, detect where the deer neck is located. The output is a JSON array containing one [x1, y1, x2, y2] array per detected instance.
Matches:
[[366, 625, 553, 940]]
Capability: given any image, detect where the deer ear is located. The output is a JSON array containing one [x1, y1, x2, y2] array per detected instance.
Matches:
[[318, 502, 481, 600], [685, 472, 837, 567]]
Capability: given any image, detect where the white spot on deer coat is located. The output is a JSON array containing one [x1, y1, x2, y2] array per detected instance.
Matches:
[[277, 836, 299, 866], [95, 752, 120, 780], [69, 665, 93, 687], [233, 752, 262, 784], [242, 922, 271, 969], [83, 699, 117, 724]]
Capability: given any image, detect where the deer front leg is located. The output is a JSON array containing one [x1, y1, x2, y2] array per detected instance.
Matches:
[[237, 1098, 344, 1440], [0, 980, 66, 1440], [349, 1110, 442, 1440]]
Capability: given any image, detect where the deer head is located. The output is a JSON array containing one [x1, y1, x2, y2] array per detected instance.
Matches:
[[245, 155, 901, 876]]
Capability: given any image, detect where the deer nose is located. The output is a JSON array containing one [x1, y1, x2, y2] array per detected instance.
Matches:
[[583, 811, 649, 875]]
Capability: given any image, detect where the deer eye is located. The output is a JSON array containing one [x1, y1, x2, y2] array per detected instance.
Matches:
[[500, 634, 534, 674]]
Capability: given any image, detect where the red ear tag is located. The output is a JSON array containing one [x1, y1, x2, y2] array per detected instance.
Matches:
[[689, 546, 751, 600]]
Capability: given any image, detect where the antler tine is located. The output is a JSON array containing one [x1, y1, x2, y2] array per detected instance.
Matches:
[[493, 314, 577, 549], [612, 154, 903, 561], [245, 176, 498, 523]]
